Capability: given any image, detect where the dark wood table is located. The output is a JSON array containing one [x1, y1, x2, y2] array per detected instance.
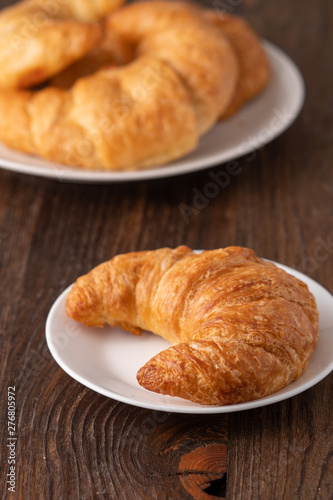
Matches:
[[1, 0, 332, 498]]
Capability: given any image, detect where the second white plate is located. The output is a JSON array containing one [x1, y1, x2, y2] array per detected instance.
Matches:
[[46, 262, 333, 413], [0, 41, 304, 182]]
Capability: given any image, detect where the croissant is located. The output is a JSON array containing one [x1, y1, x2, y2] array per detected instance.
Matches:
[[66, 246, 319, 406], [106, 1, 239, 135], [0, 0, 124, 89], [52, 7, 270, 120]]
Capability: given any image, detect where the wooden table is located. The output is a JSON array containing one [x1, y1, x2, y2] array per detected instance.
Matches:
[[0, 0, 332, 498]]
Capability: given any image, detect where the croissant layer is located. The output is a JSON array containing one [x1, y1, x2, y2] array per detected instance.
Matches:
[[66, 247, 318, 405]]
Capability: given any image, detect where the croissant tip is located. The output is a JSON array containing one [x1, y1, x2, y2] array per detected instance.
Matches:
[[66, 281, 102, 327], [136, 363, 163, 391], [137, 361, 180, 397]]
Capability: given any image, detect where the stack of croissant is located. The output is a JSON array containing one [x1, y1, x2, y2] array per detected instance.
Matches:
[[0, 0, 270, 171], [66, 246, 319, 406]]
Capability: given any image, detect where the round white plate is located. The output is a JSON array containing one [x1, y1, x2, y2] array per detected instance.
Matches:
[[46, 261, 333, 414], [1, 41, 304, 183]]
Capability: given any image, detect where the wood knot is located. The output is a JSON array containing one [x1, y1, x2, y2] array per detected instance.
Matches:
[[177, 443, 227, 499]]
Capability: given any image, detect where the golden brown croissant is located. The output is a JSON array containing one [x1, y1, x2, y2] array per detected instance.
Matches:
[[66, 246, 319, 406], [0, 57, 198, 169], [0, 0, 124, 89], [0, 1, 238, 170], [106, 1, 239, 135], [51, 7, 270, 120]]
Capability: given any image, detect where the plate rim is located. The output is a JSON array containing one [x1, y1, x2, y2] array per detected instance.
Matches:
[[0, 40, 305, 183], [45, 258, 333, 414]]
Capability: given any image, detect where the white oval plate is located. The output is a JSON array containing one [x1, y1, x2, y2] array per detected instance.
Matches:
[[1, 41, 304, 183], [46, 261, 333, 413]]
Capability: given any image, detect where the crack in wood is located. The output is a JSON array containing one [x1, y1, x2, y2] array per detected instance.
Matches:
[[167, 470, 224, 477]]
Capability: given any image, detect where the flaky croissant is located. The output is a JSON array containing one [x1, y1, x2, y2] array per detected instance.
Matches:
[[66, 246, 318, 405], [52, 6, 270, 121]]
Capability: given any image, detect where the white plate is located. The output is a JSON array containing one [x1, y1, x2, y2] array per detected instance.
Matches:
[[46, 261, 333, 413], [0, 41, 304, 183]]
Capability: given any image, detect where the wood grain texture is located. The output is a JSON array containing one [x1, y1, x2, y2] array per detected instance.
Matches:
[[0, 0, 332, 499]]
